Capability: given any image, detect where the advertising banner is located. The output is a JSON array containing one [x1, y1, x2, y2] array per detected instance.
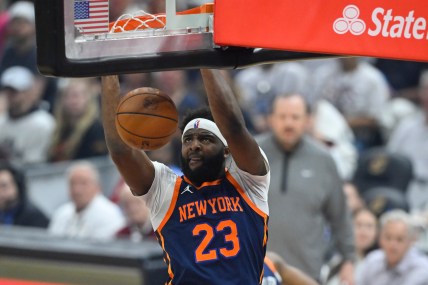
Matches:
[[214, 0, 428, 62]]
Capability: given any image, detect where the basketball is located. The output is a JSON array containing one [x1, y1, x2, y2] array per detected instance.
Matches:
[[115, 87, 178, 151]]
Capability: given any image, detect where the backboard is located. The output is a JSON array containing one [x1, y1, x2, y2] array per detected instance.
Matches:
[[34, 0, 330, 77]]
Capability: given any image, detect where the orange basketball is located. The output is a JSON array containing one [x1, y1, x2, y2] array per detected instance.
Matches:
[[115, 87, 178, 151]]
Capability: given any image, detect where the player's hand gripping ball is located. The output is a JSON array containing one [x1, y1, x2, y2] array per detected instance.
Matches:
[[115, 87, 178, 151]]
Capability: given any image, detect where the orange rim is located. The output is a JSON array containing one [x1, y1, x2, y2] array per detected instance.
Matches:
[[109, 3, 214, 32]]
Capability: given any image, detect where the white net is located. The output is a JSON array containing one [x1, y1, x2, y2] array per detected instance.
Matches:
[[108, 3, 213, 36], [110, 11, 167, 33]]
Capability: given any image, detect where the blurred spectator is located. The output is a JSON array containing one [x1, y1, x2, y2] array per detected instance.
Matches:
[[0, 84, 6, 119], [0, 1, 36, 73], [0, 4, 8, 58], [311, 57, 390, 151], [352, 209, 379, 264], [215, 69, 258, 135], [48, 161, 125, 240], [152, 70, 204, 118], [0, 161, 49, 228], [256, 94, 355, 284], [119, 72, 152, 96], [325, 208, 378, 285], [352, 147, 413, 196], [357, 210, 428, 285], [387, 70, 428, 211], [48, 78, 108, 162], [363, 187, 409, 218], [0, 66, 55, 165], [0, 1, 57, 112], [343, 182, 365, 215], [374, 59, 428, 102], [411, 208, 428, 253], [235, 62, 309, 133], [310, 100, 357, 181], [379, 97, 418, 140], [116, 183, 154, 242]]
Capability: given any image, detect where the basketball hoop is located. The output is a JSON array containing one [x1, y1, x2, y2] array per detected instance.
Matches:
[[109, 12, 166, 33], [109, 3, 214, 34]]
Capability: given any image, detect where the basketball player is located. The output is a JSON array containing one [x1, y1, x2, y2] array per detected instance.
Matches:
[[101, 69, 270, 285]]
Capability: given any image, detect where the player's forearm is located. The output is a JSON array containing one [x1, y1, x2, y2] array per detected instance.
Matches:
[[200, 69, 266, 175], [200, 69, 246, 136], [101, 75, 132, 154]]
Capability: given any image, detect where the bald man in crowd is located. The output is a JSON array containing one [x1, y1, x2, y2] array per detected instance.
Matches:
[[48, 161, 125, 240]]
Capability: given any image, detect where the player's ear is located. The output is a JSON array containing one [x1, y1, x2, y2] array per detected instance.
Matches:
[[224, 146, 230, 158]]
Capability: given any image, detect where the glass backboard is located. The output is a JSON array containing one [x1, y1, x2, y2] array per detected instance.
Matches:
[[34, 0, 330, 77]]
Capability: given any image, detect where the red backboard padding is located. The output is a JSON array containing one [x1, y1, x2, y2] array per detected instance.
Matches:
[[214, 0, 428, 62]]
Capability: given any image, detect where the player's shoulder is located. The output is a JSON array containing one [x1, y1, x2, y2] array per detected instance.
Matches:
[[153, 161, 177, 173]]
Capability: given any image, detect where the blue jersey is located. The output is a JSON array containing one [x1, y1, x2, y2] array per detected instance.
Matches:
[[155, 172, 269, 285], [262, 257, 282, 285]]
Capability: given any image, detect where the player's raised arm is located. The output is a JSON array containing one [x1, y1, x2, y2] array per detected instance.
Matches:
[[200, 69, 267, 176], [101, 75, 154, 196]]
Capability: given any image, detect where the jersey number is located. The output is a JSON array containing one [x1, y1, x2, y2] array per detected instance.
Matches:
[[192, 220, 240, 262]]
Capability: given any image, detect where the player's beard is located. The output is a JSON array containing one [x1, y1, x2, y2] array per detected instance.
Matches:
[[181, 149, 225, 186]]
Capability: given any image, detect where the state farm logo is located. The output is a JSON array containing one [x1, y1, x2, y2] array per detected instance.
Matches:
[[333, 5, 366, 35], [334, 4, 428, 40]]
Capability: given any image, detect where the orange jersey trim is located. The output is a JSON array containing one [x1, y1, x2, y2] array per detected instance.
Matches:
[[156, 177, 182, 282], [225, 172, 267, 219], [183, 175, 222, 190], [226, 172, 269, 247]]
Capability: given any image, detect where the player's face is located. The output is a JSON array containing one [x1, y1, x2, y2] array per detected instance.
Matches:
[[268, 95, 309, 151], [379, 221, 413, 267], [181, 129, 226, 185]]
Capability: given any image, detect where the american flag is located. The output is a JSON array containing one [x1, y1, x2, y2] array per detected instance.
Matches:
[[74, 0, 109, 35]]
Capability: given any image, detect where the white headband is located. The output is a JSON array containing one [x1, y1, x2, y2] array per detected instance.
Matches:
[[182, 118, 228, 146]]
